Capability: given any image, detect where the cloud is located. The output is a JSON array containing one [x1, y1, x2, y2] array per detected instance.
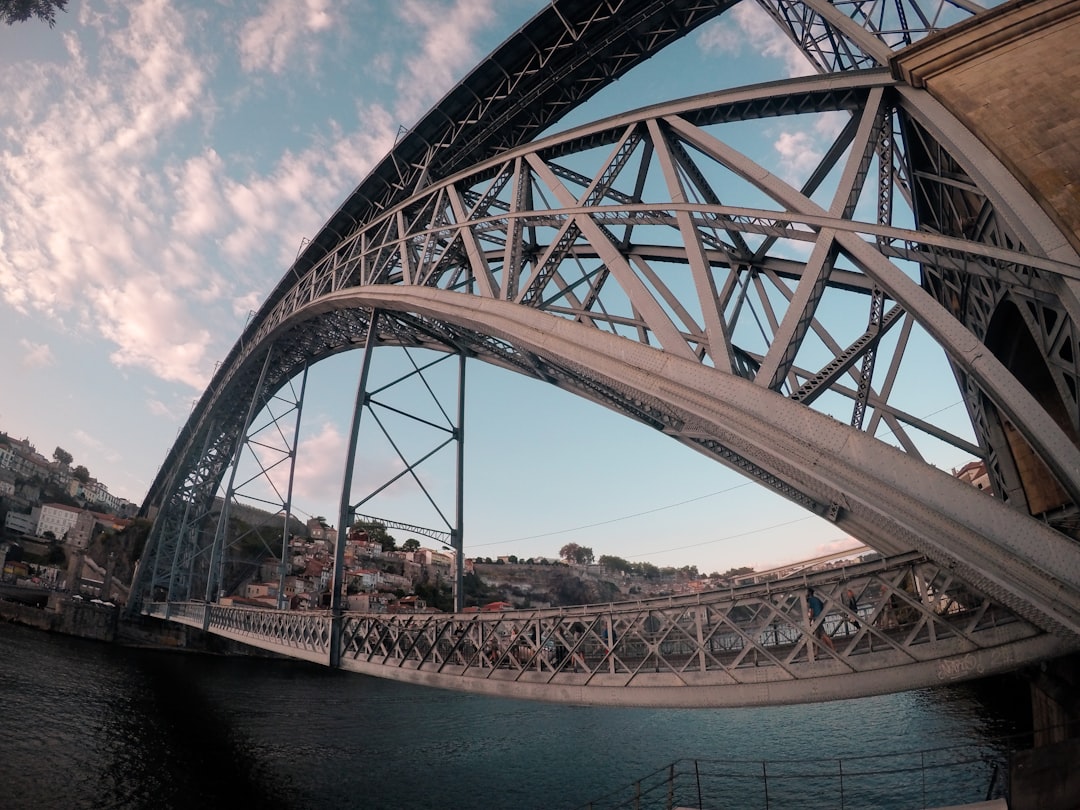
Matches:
[[773, 129, 821, 182], [0, 0, 218, 387], [698, 3, 815, 78], [146, 399, 175, 418], [74, 428, 122, 464], [391, 0, 496, 122], [0, 0, 528, 402], [250, 419, 407, 523], [18, 339, 55, 370], [0, 0, 395, 394], [237, 0, 339, 75]]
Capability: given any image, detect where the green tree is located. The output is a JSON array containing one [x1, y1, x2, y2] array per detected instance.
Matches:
[[72, 465, 90, 484], [638, 562, 660, 580], [559, 543, 594, 565], [598, 554, 633, 574], [722, 565, 755, 579], [1, 0, 68, 27], [52, 446, 72, 466], [402, 538, 421, 552]]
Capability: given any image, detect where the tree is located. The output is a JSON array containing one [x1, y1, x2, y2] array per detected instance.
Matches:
[[52, 446, 72, 467], [1, 0, 68, 27], [72, 465, 90, 484], [402, 538, 420, 553], [722, 565, 755, 579], [598, 554, 633, 574], [559, 543, 594, 565]]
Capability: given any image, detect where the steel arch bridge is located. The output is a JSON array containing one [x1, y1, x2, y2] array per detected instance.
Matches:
[[132, 0, 1080, 706]]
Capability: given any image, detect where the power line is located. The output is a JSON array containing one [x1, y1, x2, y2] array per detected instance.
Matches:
[[469, 482, 754, 548], [627, 515, 816, 559]]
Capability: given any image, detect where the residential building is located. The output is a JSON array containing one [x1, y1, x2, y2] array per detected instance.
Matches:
[[37, 503, 82, 541], [954, 460, 991, 492]]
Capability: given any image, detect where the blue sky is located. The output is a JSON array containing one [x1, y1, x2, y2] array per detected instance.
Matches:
[[1, 0, 978, 575]]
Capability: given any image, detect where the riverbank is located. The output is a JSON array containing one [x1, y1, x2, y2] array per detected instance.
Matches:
[[0, 592, 280, 656]]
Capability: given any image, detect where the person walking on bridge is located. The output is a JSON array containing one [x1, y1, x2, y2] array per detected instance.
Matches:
[[844, 588, 861, 634], [807, 587, 835, 652]]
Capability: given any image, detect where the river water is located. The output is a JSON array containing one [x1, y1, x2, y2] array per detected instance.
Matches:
[[0, 622, 1031, 810]]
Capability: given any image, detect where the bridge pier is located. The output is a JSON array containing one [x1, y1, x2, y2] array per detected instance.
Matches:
[[1010, 654, 1080, 810], [893, 5, 1080, 804]]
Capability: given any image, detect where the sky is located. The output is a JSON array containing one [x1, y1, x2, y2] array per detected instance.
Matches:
[[0, 0, 980, 576]]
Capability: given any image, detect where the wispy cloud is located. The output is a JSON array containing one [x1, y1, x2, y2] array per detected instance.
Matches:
[[18, 339, 55, 369], [698, 3, 814, 78], [391, 0, 496, 122], [237, 0, 339, 75], [0, 0, 411, 394], [255, 419, 407, 524], [0, 0, 214, 387], [74, 428, 122, 465]]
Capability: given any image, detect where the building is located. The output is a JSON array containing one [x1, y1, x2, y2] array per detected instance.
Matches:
[[4, 509, 38, 536], [953, 460, 991, 492], [36, 503, 81, 541]]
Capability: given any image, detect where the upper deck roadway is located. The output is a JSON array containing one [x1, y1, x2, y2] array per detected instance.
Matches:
[[134, 0, 1080, 705]]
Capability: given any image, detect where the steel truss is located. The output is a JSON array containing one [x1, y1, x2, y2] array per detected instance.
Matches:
[[148, 552, 1069, 707], [133, 0, 1080, 701]]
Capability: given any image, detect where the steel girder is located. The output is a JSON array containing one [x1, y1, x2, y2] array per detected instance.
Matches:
[[133, 0, 1080, 698]]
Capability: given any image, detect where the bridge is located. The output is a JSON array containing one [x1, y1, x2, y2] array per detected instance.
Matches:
[[131, 0, 1080, 709]]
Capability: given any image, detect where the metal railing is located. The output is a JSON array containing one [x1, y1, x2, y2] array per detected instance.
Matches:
[[572, 741, 1013, 810]]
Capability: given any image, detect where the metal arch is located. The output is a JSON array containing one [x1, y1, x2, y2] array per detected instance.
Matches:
[[136, 71, 1080, 633]]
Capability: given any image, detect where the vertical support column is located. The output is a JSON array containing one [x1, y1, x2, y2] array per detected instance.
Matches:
[[206, 348, 276, 608], [331, 311, 382, 669], [165, 424, 217, 611], [452, 349, 466, 613], [277, 364, 309, 610]]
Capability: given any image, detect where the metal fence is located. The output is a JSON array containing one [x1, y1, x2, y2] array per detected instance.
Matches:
[[572, 740, 1015, 810]]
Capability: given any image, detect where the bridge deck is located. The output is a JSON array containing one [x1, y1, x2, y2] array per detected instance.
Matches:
[[147, 552, 1076, 707]]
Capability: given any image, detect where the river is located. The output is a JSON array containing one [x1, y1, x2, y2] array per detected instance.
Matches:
[[0, 621, 1032, 810]]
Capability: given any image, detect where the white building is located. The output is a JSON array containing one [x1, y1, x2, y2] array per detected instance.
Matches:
[[37, 503, 82, 541]]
